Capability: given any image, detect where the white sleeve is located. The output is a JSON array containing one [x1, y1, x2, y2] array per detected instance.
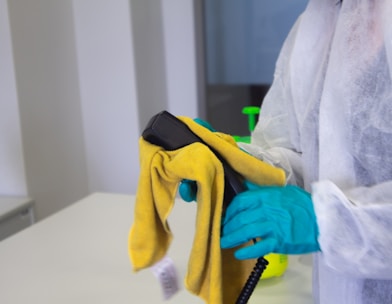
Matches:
[[239, 18, 306, 187], [238, 143, 303, 186], [312, 180, 392, 279]]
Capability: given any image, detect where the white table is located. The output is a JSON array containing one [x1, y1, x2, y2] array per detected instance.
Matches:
[[0, 193, 313, 303]]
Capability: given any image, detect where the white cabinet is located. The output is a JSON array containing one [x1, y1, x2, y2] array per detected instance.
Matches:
[[0, 197, 34, 241]]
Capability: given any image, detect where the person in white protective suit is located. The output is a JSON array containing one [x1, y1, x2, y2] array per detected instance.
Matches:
[[182, 0, 392, 303], [223, 0, 392, 303]]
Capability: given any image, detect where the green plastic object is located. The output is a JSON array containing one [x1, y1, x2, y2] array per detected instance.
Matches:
[[233, 106, 261, 144], [242, 106, 260, 132]]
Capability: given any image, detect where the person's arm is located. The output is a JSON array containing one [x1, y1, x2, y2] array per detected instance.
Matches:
[[238, 18, 306, 187], [312, 180, 392, 279]]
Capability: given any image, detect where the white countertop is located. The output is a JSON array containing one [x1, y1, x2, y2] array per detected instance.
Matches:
[[0, 193, 313, 303]]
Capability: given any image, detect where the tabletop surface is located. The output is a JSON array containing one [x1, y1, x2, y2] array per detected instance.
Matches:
[[0, 193, 313, 304]]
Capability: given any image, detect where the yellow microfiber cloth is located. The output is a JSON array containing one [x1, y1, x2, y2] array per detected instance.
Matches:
[[128, 116, 285, 304]]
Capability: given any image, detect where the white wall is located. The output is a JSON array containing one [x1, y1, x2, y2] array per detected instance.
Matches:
[[72, 0, 141, 194], [130, 0, 169, 130], [161, 0, 199, 118], [130, 0, 199, 128], [7, 0, 90, 220], [0, 0, 27, 196], [2, 0, 199, 220]]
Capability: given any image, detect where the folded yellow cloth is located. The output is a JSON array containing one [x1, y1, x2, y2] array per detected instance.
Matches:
[[128, 116, 285, 304]]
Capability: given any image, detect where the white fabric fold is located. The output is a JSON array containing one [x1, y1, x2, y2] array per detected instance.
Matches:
[[249, 0, 392, 302]]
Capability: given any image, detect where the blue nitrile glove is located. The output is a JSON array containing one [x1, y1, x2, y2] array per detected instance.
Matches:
[[178, 118, 216, 203], [220, 183, 320, 260], [193, 118, 216, 132], [179, 179, 198, 202]]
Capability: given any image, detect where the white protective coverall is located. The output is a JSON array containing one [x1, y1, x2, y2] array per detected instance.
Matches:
[[240, 0, 392, 303]]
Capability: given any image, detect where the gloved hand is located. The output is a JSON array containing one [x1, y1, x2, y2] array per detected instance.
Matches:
[[178, 118, 216, 203], [220, 183, 320, 260], [179, 179, 197, 202]]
